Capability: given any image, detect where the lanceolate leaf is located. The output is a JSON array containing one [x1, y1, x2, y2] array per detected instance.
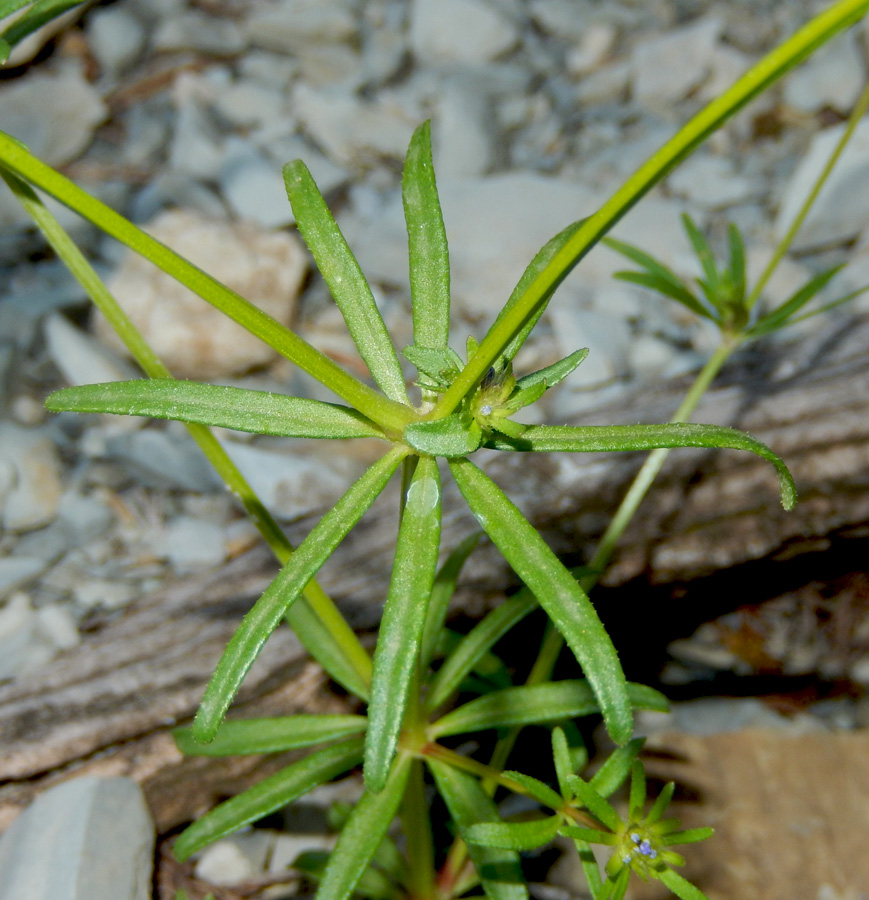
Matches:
[[465, 816, 562, 851], [46, 380, 386, 439], [425, 590, 537, 713], [747, 264, 844, 337], [403, 120, 451, 353], [194, 446, 406, 743], [428, 760, 528, 900], [657, 868, 711, 900], [449, 458, 634, 746], [173, 714, 367, 756], [283, 159, 408, 405], [315, 754, 411, 900], [514, 347, 589, 392], [173, 737, 364, 861], [485, 422, 797, 510], [365, 456, 442, 792], [589, 739, 645, 799], [431, 681, 666, 738]]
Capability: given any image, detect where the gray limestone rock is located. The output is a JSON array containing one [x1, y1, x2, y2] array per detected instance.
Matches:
[[0, 777, 154, 900]]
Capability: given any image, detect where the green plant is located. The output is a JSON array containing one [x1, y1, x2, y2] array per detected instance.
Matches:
[[0, 0, 86, 63], [3, 3, 868, 899]]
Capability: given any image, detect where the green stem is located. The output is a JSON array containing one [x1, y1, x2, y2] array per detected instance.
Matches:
[[2, 165, 373, 698], [747, 79, 869, 311], [401, 760, 436, 899]]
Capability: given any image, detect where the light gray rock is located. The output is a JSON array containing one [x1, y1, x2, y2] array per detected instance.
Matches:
[[0, 558, 46, 600], [0, 593, 54, 678], [152, 9, 247, 55], [630, 17, 723, 110], [0, 64, 107, 166], [220, 141, 295, 228], [666, 154, 759, 210], [94, 208, 307, 379], [546, 307, 632, 390], [782, 26, 863, 115], [0, 423, 63, 533], [636, 698, 825, 737], [292, 83, 419, 169], [56, 492, 115, 547], [565, 22, 618, 76], [410, 0, 520, 65], [213, 80, 288, 130], [432, 76, 497, 177], [219, 439, 357, 521], [86, 6, 148, 77], [774, 119, 869, 252], [529, 0, 592, 41], [158, 514, 227, 574], [168, 76, 226, 180], [245, 0, 359, 52], [44, 313, 138, 388], [0, 776, 154, 900]]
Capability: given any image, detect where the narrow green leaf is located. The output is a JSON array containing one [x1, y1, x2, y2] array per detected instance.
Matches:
[[501, 771, 564, 810], [465, 816, 562, 851], [601, 865, 631, 900], [173, 737, 364, 861], [0, 0, 84, 52], [431, 681, 666, 739], [657, 868, 711, 900], [448, 458, 634, 746], [428, 759, 528, 900], [364, 456, 441, 792], [647, 781, 675, 824], [603, 236, 712, 319], [485, 422, 797, 510], [173, 714, 368, 756], [46, 380, 386, 439], [403, 121, 451, 353], [194, 446, 405, 743], [566, 779, 621, 832], [420, 531, 483, 673], [402, 345, 463, 388], [589, 739, 645, 799], [514, 348, 589, 393], [559, 825, 617, 846], [681, 214, 721, 308], [551, 727, 574, 799], [747, 264, 844, 337], [568, 835, 604, 896], [404, 413, 483, 457], [426, 590, 537, 713], [295, 850, 402, 900], [661, 827, 715, 845], [315, 754, 411, 900], [486, 219, 587, 365], [628, 760, 646, 821], [283, 159, 408, 404], [727, 223, 746, 306]]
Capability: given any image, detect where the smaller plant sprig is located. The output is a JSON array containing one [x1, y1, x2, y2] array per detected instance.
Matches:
[[462, 728, 712, 900], [0, 0, 86, 64]]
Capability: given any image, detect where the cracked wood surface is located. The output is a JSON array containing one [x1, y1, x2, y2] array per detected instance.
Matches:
[[1, 313, 867, 832]]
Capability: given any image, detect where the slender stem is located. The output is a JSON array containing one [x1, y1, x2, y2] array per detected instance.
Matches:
[[402, 760, 436, 900], [747, 79, 869, 311], [3, 167, 374, 696]]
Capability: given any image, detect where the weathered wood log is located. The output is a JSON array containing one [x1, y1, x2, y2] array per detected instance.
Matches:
[[2, 313, 867, 832]]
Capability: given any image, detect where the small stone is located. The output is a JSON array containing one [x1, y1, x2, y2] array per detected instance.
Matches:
[[0, 776, 154, 900], [56, 492, 115, 546], [0, 593, 52, 679], [36, 604, 80, 652], [73, 579, 139, 612], [86, 6, 148, 77], [220, 141, 295, 228], [0, 64, 107, 166], [292, 83, 419, 169], [667, 155, 759, 210], [409, 0, 519, 65], [774, 119, 869, 252], [565, 22, 618, 76], [0, 423, 64, 533], [94, 209, 307, 379], [630, 17, 723, 110], [0, 558, 46, 601], [432, 76, 497, 177], [245, 0, 359, 52], [213, 81, 287, 130], [44, 313, 138, 388], [783, 27, 863, 115], [158, 515, 227, 574], [152, 10, 247, 55], [194, 839, 256, 885]]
